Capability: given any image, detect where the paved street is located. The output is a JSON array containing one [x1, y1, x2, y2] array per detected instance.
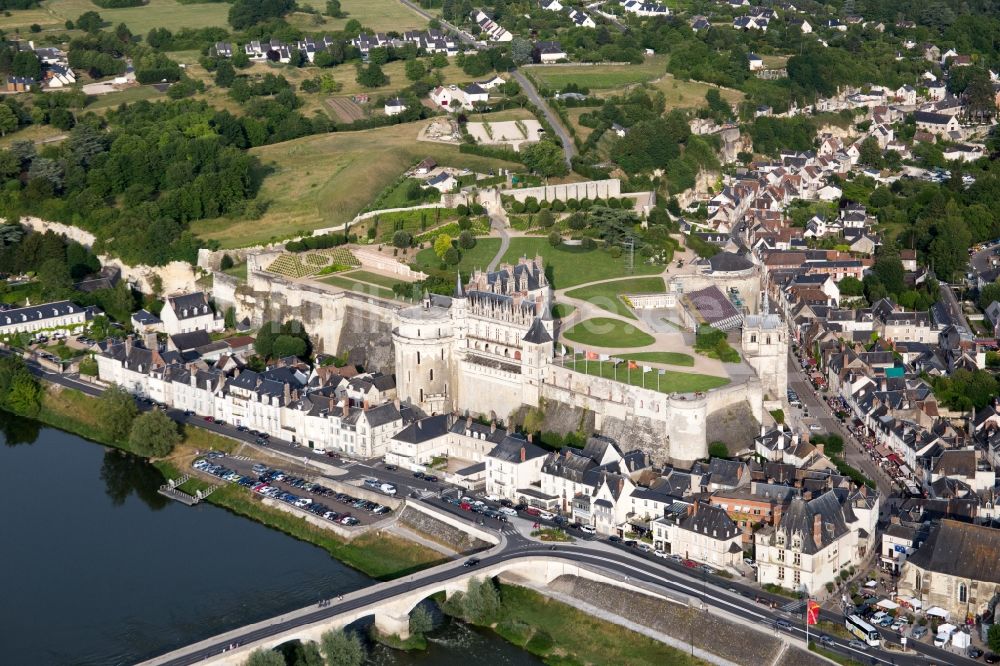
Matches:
[[510, 69, 576, 168]]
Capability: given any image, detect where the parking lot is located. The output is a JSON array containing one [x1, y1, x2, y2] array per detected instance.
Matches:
[[192, 453, 396, 528]]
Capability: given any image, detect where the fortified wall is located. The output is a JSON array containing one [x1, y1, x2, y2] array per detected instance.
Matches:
[[500, 178, 622, 203]]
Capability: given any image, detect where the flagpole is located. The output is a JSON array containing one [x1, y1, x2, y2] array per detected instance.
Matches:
[[805, 598, 810, 646]]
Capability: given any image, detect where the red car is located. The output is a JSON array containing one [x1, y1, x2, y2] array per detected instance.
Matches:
[[524, 507, 541, 517], [682, 559, 698, 568], [459, 502, 472, 511], [204, 416, 215, 422]]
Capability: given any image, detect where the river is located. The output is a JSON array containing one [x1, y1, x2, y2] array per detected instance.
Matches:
[[0, 412, 540, 666]]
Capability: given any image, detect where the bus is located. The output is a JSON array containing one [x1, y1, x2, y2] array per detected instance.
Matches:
[[846, 615, 881, 647]]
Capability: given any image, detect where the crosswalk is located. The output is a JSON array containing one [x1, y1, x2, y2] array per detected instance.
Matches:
[[780, 599, 806, 614]]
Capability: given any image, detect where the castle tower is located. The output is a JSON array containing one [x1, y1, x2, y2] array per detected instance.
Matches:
[[520, 316, 553, 406], [392, 297, 454, 415], [741, 313, 788, 401]]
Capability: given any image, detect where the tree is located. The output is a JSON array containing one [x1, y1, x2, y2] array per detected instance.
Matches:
[[462, 578, 501, 624], [220, 253, 235, 270], [443, 246, 460, 265], [980, 281, 1000, 309], [404, 58, 426, 82], [838, 276, 864, 297], [228, 0, 295, 30], [128, 410, 180, 458], [510, 37, 533, 66], [707, 441, 729, 459], [548, 230, 562, 247], [245, 648, 286, 666], [272, 334, 307, 359], [857, 137, 883, 169], [521, 141, 567, 177], [409, 605, 434, 636], [458, 230, 476, 249], [224, 306, 236, 330], [215, 60, 236, 88], [12, 51, 41, 80], [356, 63, 387, 88], [37, 258, 72, 298], [433, 233, 453, 259], [76, 11, 103, 33], [536, 209, 554, 228], [319, 629, 366, 666], [989, 624, 1000, 654], [325, 0, 344, 17], [98, 384, 139, 443], [0, 357, 42, 417], [392, 230, 412, 248]]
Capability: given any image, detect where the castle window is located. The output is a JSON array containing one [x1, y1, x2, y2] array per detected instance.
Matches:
[[959, 583, 967, 603], [429, 369, 434, 381], [751, 334, 757, 343], [417, 351, 420, 365], [766, 336, 771, 344]]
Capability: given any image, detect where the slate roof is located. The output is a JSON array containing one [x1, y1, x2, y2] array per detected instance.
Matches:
[[677, 502, 740, 540], [709, 251, 754, 272], [170, 330, 212, 351], [487, 435, 547, 463], [774, 490, 852, 555], [906, 519, 1000, 583], [392, 413, 450, 443], [522, 317, 552, 344], [166, 292, 212, 320], [0, 300, 84, 326]]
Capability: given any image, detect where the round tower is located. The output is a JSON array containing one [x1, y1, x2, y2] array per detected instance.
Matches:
[[665, 393, 709, 466], [392, 298, 454, 414]]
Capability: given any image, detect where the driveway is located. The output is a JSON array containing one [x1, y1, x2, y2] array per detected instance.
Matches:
[[511, 69, 576, 168]]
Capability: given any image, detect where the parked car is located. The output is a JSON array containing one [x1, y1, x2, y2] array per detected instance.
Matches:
[[580, 525, 596, 534], [524, 507, 541, 517], [653, 549, 668, 559], [910, 625, 927, 639], [968, 647, 984, 659], [984, 652, 999, 664], [538, 510, 555, 520]]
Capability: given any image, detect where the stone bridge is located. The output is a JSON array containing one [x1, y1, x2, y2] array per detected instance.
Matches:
[[140, 549, 687, 666]]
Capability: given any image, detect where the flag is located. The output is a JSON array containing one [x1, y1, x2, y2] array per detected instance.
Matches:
[[642, 365, 652, 373], [658, 369, 666, 375], [806, 600, 820, 625], [559, 344, 567, 357], [628, 361, 638, 370], [585, 351, 599, 360], [599, 353, 610, 361]]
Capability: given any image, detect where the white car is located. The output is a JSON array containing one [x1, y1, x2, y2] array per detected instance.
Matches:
[[637, 542, 653, 553], [499, 507, 517, 517], [809, 424, 823, 431], [484, 494, 501, 502], [538, 510, 555, 520], [653, 549, 668, 558], [580, 525, 596, 534]]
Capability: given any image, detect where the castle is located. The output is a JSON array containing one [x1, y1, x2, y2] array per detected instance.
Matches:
[[391, 256, 786, 466]]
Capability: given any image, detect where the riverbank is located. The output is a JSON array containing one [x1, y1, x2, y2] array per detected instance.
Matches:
[[14, 384, 447, 580]]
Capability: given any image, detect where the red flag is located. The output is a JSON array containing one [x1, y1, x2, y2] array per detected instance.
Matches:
[[585, 351, 599, 360], [806, 600, 820, 625], [628, 360, 638, 370]]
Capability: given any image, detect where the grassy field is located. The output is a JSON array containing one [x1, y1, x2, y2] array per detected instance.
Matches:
[[649, 74, 745, 111], [320, 274, 399, 300], [414, 238, 501, 277], [494, 584, 708, 666], [563, 317, 655, 348], [500, 237, 662, 289], [551, 303, 576, 318], [341, 270, 411, 288], [564, 277, 665, 319], [85, 85, 167, 111], [614, 350, 695, 367], [289, 0, 428, 32], [20, 0, 231, 34], [564, 107, 596, 141], [0, 124, 66, 149], [526, 55, 668, 90], [560, 354, 729, 393], [191, 125, 519, 248]]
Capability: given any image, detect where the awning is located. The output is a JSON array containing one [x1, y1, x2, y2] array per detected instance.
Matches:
[[875, 445, 892, 458], [927, 607, 950, 619], [877, 599, 899, 610], [888, 454, 903, 465], [865, 580, 878, 588], [897, 596, 922, 609]]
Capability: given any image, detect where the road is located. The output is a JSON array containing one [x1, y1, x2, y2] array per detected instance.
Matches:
[[396, 0, 479, 47], [938, 281, 971, 333], [510, 69, 576, 169], [786, 347, 895, 502]]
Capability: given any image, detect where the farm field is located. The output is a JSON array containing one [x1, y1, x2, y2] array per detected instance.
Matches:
[[564, 277, 665, 319], [526, 56, 668, 90], [30, 0, 230, 34], [290, 0, 428, 32], [500, 237, 662, 289], [191, 124, 520, 249], [649, 74, 744, 111]]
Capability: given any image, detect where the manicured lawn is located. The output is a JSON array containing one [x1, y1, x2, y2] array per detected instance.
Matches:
[[562, 317, 655, 347], [191, 125, 520, 248], [526, 55, 668, 90], [494, 584, 708, 666], [321, 274, 399, 300], [341, 270, 411, 289], [500, 237, 662, 289], [551, 303, 576, 318], [615, 351, 695, 367], [564, 277, 665, 319], [414, 238, 501, 277], [221, 262, 248, 281], [558, 354, 729, 393]]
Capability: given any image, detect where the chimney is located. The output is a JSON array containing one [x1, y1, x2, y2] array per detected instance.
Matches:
[[890, 515, 900, 525], [393, 397, 400, 410], [520, 446, 526, 462], [466, 414, 472, 428], [233, 368, 240, 378], [143, 331, 157, 350], [283, 383, 291, 403], [687, 503, 696, 517], [618, 477, 624, 494], [363, 400, 369, 411], [803, 489, 812, 500], [813, 513, 823, 545], [815, 442, 824, 457], [189, 371, 196, 388], [772, 503, 782, 526], [761, 424, 767, 437], [490, 420, 496, 434], [124, 334, 133, 356], [341, 398, 349, 418]]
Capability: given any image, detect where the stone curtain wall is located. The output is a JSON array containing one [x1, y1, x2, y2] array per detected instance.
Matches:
[[500, 178, 622, 203]]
